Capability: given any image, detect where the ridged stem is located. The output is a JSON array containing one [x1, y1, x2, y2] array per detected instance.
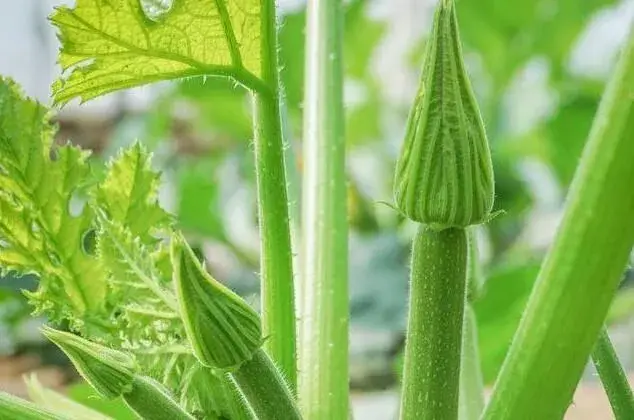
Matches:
[[400, 226, 467, 420], [297, 0, 349, 418], [483, 22, 634, 419], [592, 327, 634, 419], [231, 349, 302, 420], [253, 0, 297, 388]]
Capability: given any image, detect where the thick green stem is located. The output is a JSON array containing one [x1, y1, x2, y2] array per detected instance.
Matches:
[[122, 376, 195, 420], [459, 305, 485, 420], [592, 327, 634, 419], [297, 0, 349, 418], [231, 349, 302, 420], [0, 392, 68, 420], [400, 226, 467, 420], [253, 0, 297, 389], [483, 24, 634, 420]]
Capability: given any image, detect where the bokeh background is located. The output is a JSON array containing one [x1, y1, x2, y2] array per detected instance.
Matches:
[[1, 0, 634, 418]]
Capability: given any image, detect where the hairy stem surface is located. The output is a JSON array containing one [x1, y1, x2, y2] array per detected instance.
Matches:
[[592, 328, 634, 419], [297, 0, 349, 417], [253, 0, 297, 388], [400, 226, 467, 420], [483, 23, 634, 420], [231, 349, 302, 420]]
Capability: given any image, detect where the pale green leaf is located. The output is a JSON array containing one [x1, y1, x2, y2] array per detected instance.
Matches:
[[51, 0, 265, 105], [96, 212, 180, 345], [0, 77, 107, 327], [95, 143, 171, 242], [94, 211, 245, 418]]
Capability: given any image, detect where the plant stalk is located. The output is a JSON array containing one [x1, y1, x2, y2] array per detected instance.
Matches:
[[483, 22, 634, 419], [459, 305, 485, 420], [460, 228, 485, 420], [592, 327, 634, 419], [400, 226, 467, 420], [0, 392, 68, 420], [122, 376, 196, 420], [254, 0, 297, 389], [297, 0, 349, 417], [230, 349, 302, 420]]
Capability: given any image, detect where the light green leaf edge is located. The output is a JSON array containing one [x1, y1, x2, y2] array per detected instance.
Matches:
[[50, 0, 269, 105]]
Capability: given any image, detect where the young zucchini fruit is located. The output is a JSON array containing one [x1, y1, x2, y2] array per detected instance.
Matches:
[[394, 0, 494, 419]]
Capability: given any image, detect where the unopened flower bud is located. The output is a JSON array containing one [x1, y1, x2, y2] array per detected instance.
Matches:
[[394, 0, 494, 229], [171, 233, 262, 370], [42, 327, 135, 399]]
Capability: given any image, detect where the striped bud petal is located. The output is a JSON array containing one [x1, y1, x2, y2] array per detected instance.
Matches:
[[171, 233, 262, 370], [394, 0, 494, 229], [42, 327, 135, 399]]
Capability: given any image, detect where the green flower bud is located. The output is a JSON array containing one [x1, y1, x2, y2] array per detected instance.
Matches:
[[171, 233, 263, 370], [394, 0, 494, 229], [43, 327, 195, 420], [0, 391, 67, 420], [42, 327, 135, 399]]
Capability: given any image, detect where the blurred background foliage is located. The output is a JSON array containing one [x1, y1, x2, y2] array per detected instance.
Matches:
[[2, 0, 634, 394]]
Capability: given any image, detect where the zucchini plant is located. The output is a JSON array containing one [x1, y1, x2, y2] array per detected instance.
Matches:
[[0, 0, 634, 419]]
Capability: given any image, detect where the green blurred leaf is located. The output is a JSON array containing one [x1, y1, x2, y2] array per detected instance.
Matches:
[[67, 383, 136, 420], [176, 78, 252, 141], [474, 259, 541, 384], [346, 78, 383, 146], [176, 156, 226, 240], [544, 94, 598, 185]]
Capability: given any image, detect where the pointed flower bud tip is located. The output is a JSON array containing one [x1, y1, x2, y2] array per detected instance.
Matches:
[[394, 0, 494, 229], [171, 233, 262, 370], [42, 327, 135, 399]]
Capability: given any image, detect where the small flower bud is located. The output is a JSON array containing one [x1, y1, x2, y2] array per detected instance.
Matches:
[[171, 233, 262, 370], [42, 327, 135, 399], [394, 0, 494, 229]]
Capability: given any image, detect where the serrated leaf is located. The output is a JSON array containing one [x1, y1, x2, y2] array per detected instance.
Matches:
[[51, 0, 265, 105], [94, 213, 243, 417], [0, 77, 106, 326], [95, 143, 171, 242], [96, 212, 179, 345]]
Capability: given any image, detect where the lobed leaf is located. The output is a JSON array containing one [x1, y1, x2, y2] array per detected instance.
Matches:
[[94, 143, 171, 242], [0, 77, 107, 329]]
